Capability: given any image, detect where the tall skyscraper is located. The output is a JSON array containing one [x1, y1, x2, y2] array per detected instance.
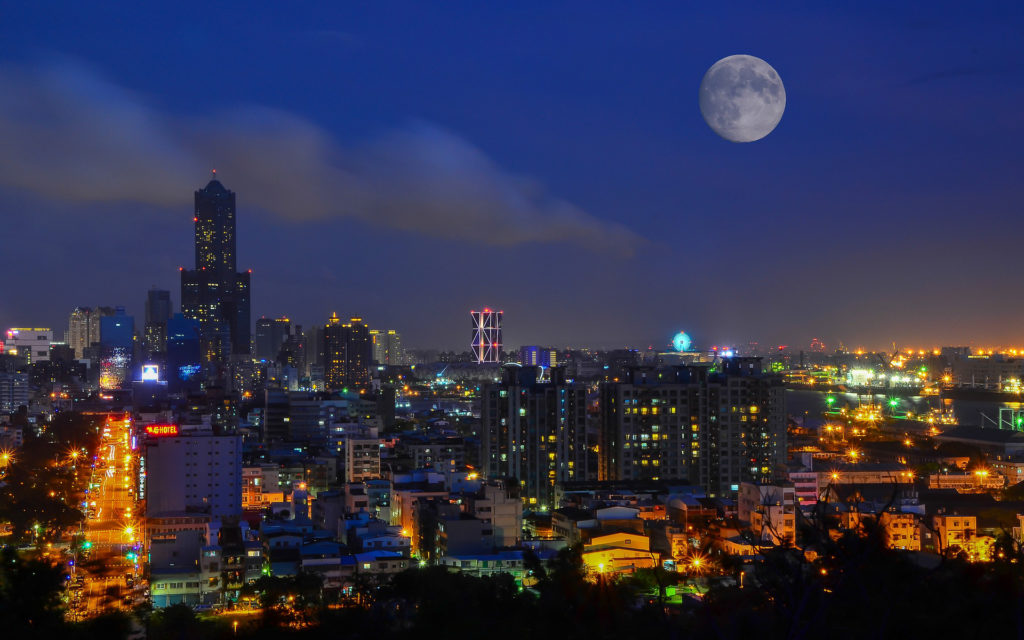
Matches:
[[254, 317, 291, 362], [370, 329, 405, 366], [481, 366, 590, 509], [598, 358, 785, 497], [324, 314, 372, 389], [180, 173, 251, 362], [143, 289, 172, 359], [471, 308, 502, 364]]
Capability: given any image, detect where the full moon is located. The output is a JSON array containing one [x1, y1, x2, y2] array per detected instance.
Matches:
[[699, 55, 785, 143]]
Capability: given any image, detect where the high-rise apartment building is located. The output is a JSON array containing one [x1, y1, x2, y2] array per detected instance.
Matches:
[[68, 307, 113, 359], [480, 366, 590, 509], [254, 317, 291, 362], [180, 174, 251, 362], [324, 314, 372, 389], [144, 289, 172, 359], [370, 329, 404, 366], [471, 308, 502, 364], [598, 358, 785, 497]]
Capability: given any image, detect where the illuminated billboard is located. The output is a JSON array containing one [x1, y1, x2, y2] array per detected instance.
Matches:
[[140, 364, 160, 381]]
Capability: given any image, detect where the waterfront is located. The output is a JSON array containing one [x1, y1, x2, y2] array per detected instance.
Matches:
[[785, 389, 1024, 431]]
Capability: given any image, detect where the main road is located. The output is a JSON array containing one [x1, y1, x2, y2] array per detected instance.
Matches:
[[72, 413, 144, 617]]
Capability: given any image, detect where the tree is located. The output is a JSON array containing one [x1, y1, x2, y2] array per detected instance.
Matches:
[[0, 546, 67, 636]]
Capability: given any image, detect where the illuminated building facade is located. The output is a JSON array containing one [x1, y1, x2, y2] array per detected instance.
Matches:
[[520, 346, 557, 368], [370, 329, 405, 366], [480, 366, 590, 509], [599, 358, 785, 497], [68, 307, 114, 359], [324, 314, 372, 389], [180, 174, 251, 362], [3, 327, 53, 363], [471, 308, 502, 364], [98, 307, 135, 389]]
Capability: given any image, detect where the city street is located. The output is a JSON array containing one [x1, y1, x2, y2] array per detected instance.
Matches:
[[72, 414, 143, 618]]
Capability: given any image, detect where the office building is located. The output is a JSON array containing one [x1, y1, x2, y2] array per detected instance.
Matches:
[[144, 289, 172, 359], [99, 306, 134, 350], [598, 358, 786, 497], [180, 174, 252, 362], [98, 308, 135, 389], [261, 390, 329, 445], [520, 346, 558, 368], [0, 372, 29, 413], [471, 308, 502, 364], [370, 329, 405, 366], [254, 317, 291, 362], [166, 313, 202, 390], [480, 366, 589, 509], [324, 314, 372, 389], [3, 328, 53, 364], [304, 325, 326, 378]]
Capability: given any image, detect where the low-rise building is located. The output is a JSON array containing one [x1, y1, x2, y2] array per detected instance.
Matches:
[[581, 531, 658, 576], [738, 482, 796, 546]]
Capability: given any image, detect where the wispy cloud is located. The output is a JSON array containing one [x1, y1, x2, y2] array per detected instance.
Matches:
[[0, 59, 642, 253]]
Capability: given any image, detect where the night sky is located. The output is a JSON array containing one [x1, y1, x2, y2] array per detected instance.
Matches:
[[3, 2, 1024, 351]]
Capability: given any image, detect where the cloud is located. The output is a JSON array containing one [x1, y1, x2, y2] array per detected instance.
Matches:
[[0, 60, 642, 253]]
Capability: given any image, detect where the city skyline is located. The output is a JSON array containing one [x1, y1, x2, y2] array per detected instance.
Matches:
[[5, 4, 1024, 632], [3, 3, 1024, 350]]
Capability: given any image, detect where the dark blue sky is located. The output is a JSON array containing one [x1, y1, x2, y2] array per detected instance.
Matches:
[[2, 2, 1024, 351]]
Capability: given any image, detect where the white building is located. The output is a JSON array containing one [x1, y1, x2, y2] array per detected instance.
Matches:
[[4, 327, 53, 363], [145, 428, 242, 520], [370, 329, 405, 366], [346, 437, 382, 483], [737, 481, 796, 546]]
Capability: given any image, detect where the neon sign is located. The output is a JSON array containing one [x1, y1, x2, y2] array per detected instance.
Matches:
[[145, 424, 179, 437]]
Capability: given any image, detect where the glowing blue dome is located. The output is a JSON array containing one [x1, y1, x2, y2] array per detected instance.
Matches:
[[672, 331, 692, 352]]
